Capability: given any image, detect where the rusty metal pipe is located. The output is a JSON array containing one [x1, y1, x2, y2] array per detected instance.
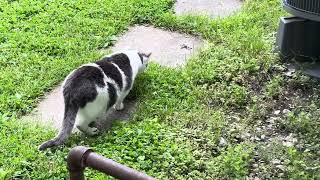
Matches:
[[67, 146, 156, 180], [85, 152, 155, 180]]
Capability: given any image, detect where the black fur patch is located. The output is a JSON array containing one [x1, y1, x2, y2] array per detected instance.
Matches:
[[95, 60, 123, 90], [106, 53, 133, 91], [107, 82, 117, 108], [63, 66, 104, 108]]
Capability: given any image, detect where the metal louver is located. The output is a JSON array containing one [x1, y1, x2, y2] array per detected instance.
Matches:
[[284, 0, 320, 21]]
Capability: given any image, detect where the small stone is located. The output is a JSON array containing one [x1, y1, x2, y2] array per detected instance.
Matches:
[[284, 71, 294, 77], [283, 141, 294, 147], [267, 117, 276, 124], [244, 132, 251, 137], [240, 133, 248, 140], [261, 134, 266, 140], [252, 163, 258, 168], [276, 165, 286, 171], [282, 109, 290, 114], [274, 110, 281, 115], [266, 119, 273, 124], [219, 137, 227, 146], [229, 128, 237, 133], [284, 133, 298, 144], [255, 137, 261, 141], [304, 149, 310, 152], [284, 66, 295, 77], [271, 159, 281, 165]]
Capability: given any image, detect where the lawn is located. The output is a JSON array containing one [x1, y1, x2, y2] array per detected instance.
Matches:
[[1, 0, 320, 179]]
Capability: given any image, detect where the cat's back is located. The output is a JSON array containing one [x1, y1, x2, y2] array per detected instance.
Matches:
[[62, 53, 129, 106], [62, 65, 106, 108], [97, 52, 134, 91], [64, 65, 105, 88]]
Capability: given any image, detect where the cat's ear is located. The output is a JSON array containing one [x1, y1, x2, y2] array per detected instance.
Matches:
[[138, 51, 152, 64], [143, 52, 152, 64]]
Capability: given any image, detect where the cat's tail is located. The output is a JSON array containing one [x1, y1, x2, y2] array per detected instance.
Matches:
[[38, 103, 78, 151]]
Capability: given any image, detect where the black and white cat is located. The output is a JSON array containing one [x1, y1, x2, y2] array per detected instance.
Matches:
[[39, 50, 151, 150]]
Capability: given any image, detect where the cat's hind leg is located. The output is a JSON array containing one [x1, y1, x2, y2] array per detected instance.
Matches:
[[76, 109, 99, 136], [76, 116, 99, 136], [76, 87, 108, 135], [114, 91, 129, 111]]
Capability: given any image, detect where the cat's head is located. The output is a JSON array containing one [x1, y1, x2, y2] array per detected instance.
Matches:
[[138, 51, 152, 72]]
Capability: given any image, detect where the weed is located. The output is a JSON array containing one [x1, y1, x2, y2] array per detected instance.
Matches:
[[208, 143, 254, 179]]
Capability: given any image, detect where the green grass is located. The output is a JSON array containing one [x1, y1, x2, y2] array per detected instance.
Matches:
[[1, 0, 320, 179]]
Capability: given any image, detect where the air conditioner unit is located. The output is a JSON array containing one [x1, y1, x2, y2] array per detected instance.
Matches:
[[276, 0, 320, 77]]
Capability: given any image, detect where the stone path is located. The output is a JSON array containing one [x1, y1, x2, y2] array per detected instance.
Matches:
[[174, 0, 243, 18], [23, 0, 243, 130], [112, 26, 203, 67], [24, 85, 64, 129]]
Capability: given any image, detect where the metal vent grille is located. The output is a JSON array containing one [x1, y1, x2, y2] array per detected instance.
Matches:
[[284, 0, 320, 15]]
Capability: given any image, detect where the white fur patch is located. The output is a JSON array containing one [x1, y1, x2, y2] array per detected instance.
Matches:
[[75, 85, 109, 128], [121, 50, 143, 78]]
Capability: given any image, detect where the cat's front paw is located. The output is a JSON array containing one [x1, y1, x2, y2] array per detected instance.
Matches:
[[115, 102, 124, 111]]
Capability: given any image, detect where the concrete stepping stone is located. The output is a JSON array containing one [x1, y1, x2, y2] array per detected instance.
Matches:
[[23, 25, 204, 130], [24, 85, 64, 129], [112, 25, 203, 67], [174, 0, 243, 18]]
